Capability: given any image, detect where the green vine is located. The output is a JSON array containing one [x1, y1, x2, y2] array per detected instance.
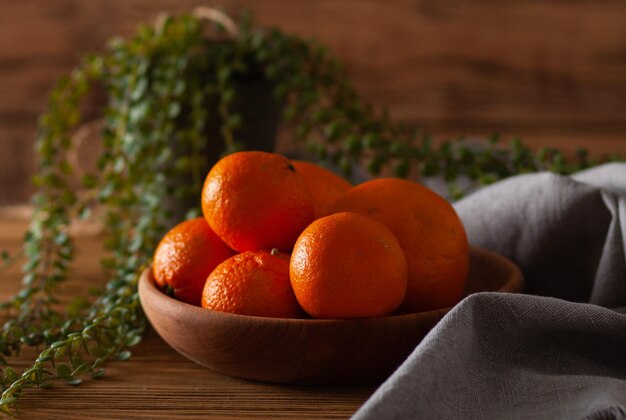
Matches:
[[0, 9, 618, 415]]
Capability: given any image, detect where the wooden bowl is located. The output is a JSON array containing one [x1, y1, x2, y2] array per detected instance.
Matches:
[[139, 246, 523, 385]]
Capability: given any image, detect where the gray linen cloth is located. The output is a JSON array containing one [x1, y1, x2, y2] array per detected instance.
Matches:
[[353, 163, 626, 420]]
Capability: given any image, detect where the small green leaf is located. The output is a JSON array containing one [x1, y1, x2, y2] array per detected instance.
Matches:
[[394, 160, 410, 178], [71, 354, 85, 370], [217, 67, 231, 82], [126, 335, 142, 347], [227, 114, 242, 130], [339, 156, 352, 176], [114, 350, 132, 361], [22, 273, 36, 286], [343, 135, 361, 153], [4, 367, 17, 383], [362, 133, 380, 149], [167, 102, 181, 118], [50, 341, 66, 349], [78, 206, 92, 220], [20, 334, 40, 346], [67, 378, 83, 386], [367, 158, 382, 175], [36, 354, 52, 363], [174, 156, 192, 172], [297, 122, 314, 142], [324, 123, 342, 141], [220, 89, 235, 105], [56, 363, 71, 378]]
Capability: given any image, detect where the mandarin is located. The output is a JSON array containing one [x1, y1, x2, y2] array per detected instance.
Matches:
[[153, 217, 234, 306], [290, 212, 407, 319], [201, 151, 314, 252], [291, 160, 352, 219], [202, 250, 304, 318], [331, 178, 469, 313]]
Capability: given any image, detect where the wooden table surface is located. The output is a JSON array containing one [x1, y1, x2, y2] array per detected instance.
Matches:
[[0, 216, 374, 419]]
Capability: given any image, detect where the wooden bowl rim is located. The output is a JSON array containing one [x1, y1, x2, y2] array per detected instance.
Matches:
[[138, 245, 524, 325]]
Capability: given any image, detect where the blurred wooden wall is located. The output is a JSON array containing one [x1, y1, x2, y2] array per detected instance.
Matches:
[[1, 0, 626, 203]]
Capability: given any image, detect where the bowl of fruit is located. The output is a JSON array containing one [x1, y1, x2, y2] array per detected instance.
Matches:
[[138, 151, 524, 385]]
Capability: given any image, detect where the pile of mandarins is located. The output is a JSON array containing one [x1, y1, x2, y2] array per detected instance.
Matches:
[[152, 151, 469, 319]]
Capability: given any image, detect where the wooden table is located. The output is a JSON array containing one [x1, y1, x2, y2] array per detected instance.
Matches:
[[0, 216, 374, 419]]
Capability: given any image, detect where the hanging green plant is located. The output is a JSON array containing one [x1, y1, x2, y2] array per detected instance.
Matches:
[[0, 7, 617, 415]]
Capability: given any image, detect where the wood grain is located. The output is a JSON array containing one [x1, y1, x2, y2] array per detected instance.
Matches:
[[2, 0, 626, 203], [0, 218, 373, 419]]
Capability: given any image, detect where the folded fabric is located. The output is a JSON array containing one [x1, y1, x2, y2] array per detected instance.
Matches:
[[353, 163, 626, 420]]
